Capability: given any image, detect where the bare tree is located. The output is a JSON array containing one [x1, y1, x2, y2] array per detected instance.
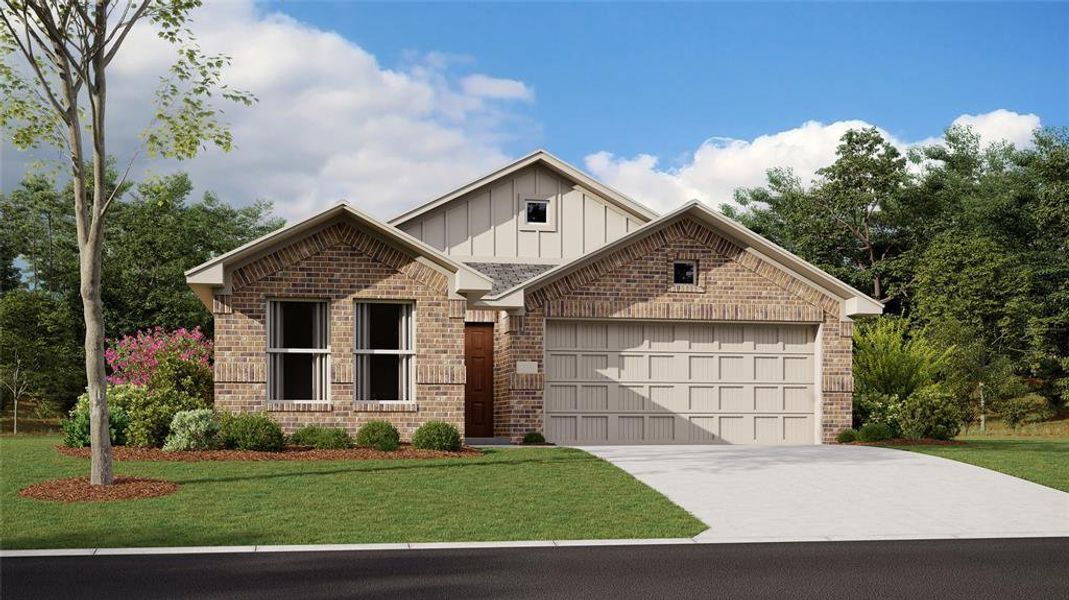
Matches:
[[1, 353, 33, 434], [0, 1, 252, 484]]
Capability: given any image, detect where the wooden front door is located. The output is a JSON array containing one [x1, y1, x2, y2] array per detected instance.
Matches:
[[464, 324, 494, 437]]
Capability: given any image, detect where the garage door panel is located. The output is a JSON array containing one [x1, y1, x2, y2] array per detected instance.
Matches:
[[545, 321, 817, 445]]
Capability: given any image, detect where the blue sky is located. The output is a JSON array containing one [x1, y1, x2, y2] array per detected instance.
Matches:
[[3, 1, 1066, 219], [271, 1, 1068, 164]]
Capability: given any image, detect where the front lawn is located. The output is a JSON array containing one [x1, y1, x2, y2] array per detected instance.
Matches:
[[0, 436, 704, 549], [902, 438, 1069, 493]]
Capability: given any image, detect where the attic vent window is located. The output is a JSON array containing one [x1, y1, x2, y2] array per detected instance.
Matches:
[[673, 261, 697, 285], [525, 200, 549, 224]]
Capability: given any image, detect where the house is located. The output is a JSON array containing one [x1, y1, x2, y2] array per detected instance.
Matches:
[[186, 150, 882, 445]]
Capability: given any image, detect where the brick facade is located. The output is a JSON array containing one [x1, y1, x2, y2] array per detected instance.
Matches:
[[213, 221, 466, 438], [492, 216, 854, 443]]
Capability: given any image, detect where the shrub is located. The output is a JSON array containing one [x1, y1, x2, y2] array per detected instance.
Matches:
[[522, 431, 546, 444], [997, 394, 1057, 429], [106, 326, 212, 387], [854, 318, 953, 400], [412, 421, 461, 451], [219, 412, 285, 451], [148, 354, 213, 403], [163, 409, 221, 451], [857, 422, 893, 443], [900, 385, 963, 440], [354, 420, 400, 451], [61, 396, 129, 448], [290, 426, 353, 450], [853, 392, 904, 435], [124, 388, 207, 448], [836, 428, 858, 444]]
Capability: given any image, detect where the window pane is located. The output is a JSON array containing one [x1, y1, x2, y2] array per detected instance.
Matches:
[[364, 303, 403, 350], [526, 201, 548, 224], [274, 301, 327, 349], [368, 354, 400, 400], [674, 261, 696, 285], [281, 353, 314, 400]]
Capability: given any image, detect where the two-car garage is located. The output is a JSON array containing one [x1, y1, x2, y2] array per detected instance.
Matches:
[[543, 320, 819, 445]]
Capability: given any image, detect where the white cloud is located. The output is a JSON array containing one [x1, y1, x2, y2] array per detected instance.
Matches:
[[586, 111, 1042, 214], [2, 0, 536, 221], [461, 74, 534, 101]]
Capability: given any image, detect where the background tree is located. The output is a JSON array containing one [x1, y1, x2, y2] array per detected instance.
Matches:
[[1, 1, 253, 485]]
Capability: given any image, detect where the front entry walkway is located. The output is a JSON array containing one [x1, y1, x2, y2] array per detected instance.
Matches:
[[581, 445, 1069, 543]]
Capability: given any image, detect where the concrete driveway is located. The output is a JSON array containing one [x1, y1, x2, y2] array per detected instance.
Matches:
[[582, 445, 1069, 543]]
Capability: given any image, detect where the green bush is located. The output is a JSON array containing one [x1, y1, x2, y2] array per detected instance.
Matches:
[[997, 394, 1057, 429], [900, 385, 963, 440], [290, 425, 353, 450], [522, 431, 546, 444], [853, 392, 904, 435], [124, 388, 207, 448], [857, 422, 894, 443], [162, 409, 221, 451], [148, 354, 214, 403], [60, 395, 130, 448], [836, 428, 858, 444], [219, 412, 285, 451], [411, 421, 461, 451], [854, 318, 953, 400], [354, 420, 400, 451]]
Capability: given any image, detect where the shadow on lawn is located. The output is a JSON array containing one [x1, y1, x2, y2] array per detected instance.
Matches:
[[170, 453, 599, 487]]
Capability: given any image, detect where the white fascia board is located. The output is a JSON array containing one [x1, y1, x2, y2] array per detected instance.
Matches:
[[388, 150, 659, 227]]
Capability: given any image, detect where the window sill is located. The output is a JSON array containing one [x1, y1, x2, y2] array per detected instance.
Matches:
[[267, 401, 332, 412], [669, 283, 705, 293], [353, 401, 419, 413]]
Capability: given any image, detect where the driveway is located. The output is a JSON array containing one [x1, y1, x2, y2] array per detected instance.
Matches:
[[581, 445, 1069, 543]]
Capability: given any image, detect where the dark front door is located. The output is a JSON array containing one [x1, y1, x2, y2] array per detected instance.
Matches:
[[464, 324, 494, 437]]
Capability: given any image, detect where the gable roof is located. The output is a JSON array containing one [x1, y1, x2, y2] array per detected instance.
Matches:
[[388, 149, 660, 227], [486, 200, 884, 318], [185, 202, 492, 309]]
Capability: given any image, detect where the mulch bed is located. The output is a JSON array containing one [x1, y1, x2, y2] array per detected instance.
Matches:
[[19, 477, 179, 503], [851, 438, 967, 446], [55, 444, 482, 462]]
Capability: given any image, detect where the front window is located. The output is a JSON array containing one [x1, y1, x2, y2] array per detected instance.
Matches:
[[525, 200, 549, 224], [267, 300, 330, 402], [354, 302, 414, 402]]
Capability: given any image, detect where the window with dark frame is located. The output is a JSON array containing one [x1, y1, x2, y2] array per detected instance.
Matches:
[[354, 302, 414, 402], [673, 260, 697, 285], [525, 200, 549, 224], [267, 300, 330, 402]]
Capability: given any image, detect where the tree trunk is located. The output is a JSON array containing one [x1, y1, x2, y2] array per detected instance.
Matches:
[[86, 1, 113, 486], [82, 241, 112, 485]]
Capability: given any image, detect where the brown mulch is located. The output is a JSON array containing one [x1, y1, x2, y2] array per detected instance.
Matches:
[[19, 477, 179, 503], [851, 438, 967, 446], [55, 444, 483, 462]]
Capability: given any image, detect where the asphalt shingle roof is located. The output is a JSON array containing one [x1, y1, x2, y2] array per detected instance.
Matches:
[[466, 262, 558, 296]]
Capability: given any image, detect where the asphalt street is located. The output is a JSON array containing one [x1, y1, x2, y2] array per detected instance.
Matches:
[[3, 537, 1068, 599]]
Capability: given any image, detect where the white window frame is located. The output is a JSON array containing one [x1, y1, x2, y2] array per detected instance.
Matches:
[[266, 298, 331, 403], [520, 197, 556, 232], [353, 301, 415, 403]]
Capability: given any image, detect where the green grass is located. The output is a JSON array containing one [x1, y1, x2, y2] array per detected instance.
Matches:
[[902, 438, 1069, 493], [0, 436, 704, 549], [959, 417, 1069, 440]]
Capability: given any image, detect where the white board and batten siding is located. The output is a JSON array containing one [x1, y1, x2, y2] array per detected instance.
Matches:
[[544, 320, 819, 445], [397, 166, 645, 263]]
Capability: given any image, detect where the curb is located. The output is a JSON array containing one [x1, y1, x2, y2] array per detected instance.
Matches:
[[3, 531, 1067, 558]]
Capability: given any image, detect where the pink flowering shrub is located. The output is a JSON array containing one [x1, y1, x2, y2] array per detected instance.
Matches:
[[105, 327, 213, 387]]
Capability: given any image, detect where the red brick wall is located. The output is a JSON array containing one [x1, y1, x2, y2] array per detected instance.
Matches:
[[496, 216, 854, 443], [213, 220, 466, 438]]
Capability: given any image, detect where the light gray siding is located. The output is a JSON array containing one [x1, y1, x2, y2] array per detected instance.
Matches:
[[398, 165, 646, 263]]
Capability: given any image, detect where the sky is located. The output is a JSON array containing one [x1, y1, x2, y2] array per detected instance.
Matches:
[[1, 0, 1067, 220]]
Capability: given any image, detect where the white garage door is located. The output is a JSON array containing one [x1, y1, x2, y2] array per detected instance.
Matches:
[[544, 320, 817, 445]]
